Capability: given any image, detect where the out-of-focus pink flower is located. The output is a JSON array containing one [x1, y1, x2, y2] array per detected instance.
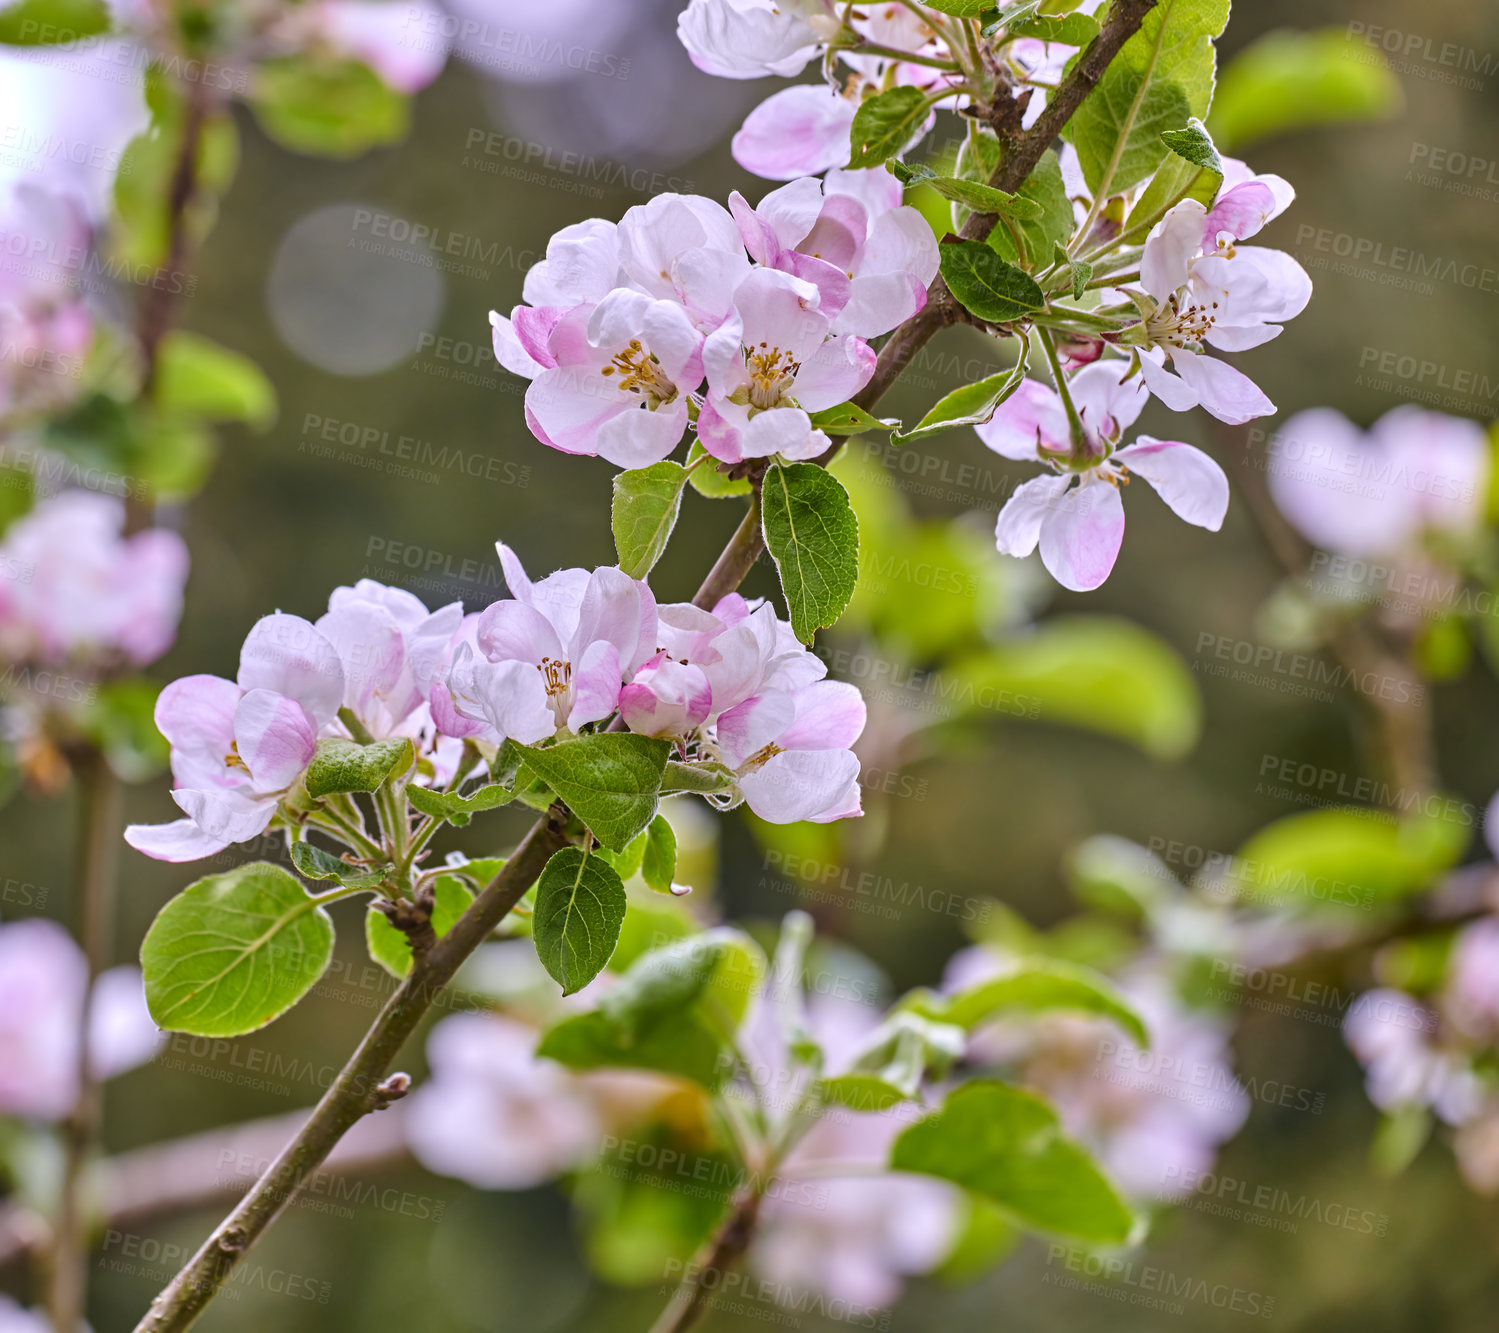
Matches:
[[1446, 917, 1499, 1040], [731, 84, 857, 180], [978, 362, 1228, 591], [0, 916, 159, 1122], [0, 491, 189, 670], [0, 1295, 47, 1333], [1344, 987, 1481, 1125], [943, 950, 1248, 1201], [311, 0, 448, 93], [407, 1012, 604, 1188], [1267, 406, 1489, 558], [744, 991, 959, 1308]]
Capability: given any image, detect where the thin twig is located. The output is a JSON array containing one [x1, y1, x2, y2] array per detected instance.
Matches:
[[48, 747, 122, 1333]]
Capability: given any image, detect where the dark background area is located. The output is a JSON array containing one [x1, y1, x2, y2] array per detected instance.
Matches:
[[5, 0, 1499, 1327]]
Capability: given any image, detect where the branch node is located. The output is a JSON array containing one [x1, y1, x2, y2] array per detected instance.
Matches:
[[372, 1073, 412, 1109]]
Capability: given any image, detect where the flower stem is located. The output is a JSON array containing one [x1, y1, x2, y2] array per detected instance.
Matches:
[[49, 746, 122, 1333], [1036, 325, 1088, 455]]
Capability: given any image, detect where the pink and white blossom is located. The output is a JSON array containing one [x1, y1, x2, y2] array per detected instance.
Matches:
[[124, 614, 344, 862], [1132, 165, 1310, 423], [677, 0, 829, 79], [977, 362, 1229, 591], [699, 268, 874, 463], [716, 681, 864, 823], [729, 171, 938, 337], [446, 543, 657, 743]]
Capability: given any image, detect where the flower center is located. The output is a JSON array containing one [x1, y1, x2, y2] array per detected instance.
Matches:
[[741, 741, 783, 773], [601, 339, 678, 408], [538, 656, 572, 697], [744, 341, 799, 411], [1145, 288, 1220, 348], [224, 742, 250, 773]]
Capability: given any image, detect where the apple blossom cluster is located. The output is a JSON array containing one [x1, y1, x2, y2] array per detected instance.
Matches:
[[0, 491, 188, 672], [1342, 795, 1499, 1195], [491, 172, 937, 468], [126, 546, 865, 864], [676, 0, 1109, 181]]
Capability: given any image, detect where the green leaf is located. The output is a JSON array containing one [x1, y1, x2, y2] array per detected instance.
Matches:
[[114, 88, 237, 271], [939, 959, 1149, 1046], [983, 150, 1074, 265], [289, 840, 388, 891], [849, 86, 930, 169], [806, 402, 900, 436], [892, 1081, 1137, 1243], [1063, 0, 1229, 196], [661, 760, 737, 795], [924, 0, 993, 14], [532, 848, 628, 994], [140, 863, 336, 1037], [817, 1074, 910, 1114], [406, 781, 514, 826], [1160, 116, 1223, 176], [365, 875, 475, 978], [538, 1007, 726, 1088], [304, 737, 413, 800], [598, 932, 728, 1034], [1208, 27, 1402, 153], [941, 616, 1202, 759], [761, 462, 860, 644], [0, 0, 108, 43], [686, 440, 751, 498], [154, 331, 277, 429], [641, 815, 677, 894], [518, 734, 670, 851], [938, 241, 1045, 324], [1009, 12, 1100, 45], [600, 828, 649, 881], [1229, 806, 1469, 914], [612, 461, 689, 579], [890, 161, 1045, 221], [251, 57, 410, 158], [894, 342, 1029, 442]]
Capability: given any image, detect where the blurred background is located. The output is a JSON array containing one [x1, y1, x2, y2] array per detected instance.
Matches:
[[5, 0, 1499, 1328]]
